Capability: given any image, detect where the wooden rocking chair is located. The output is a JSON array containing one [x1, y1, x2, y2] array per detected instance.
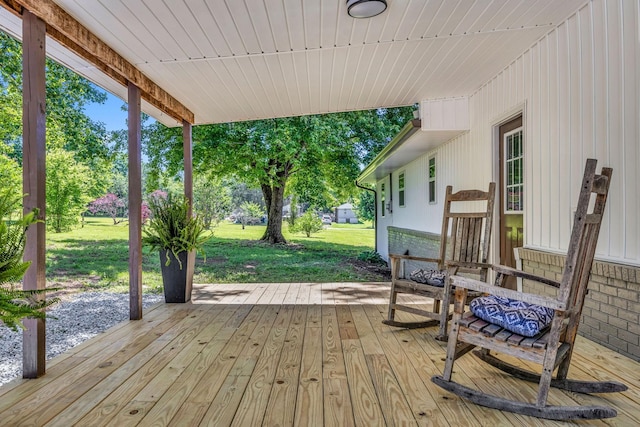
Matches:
[[383, 182, 496, 341], [432, 159, 627, 420]]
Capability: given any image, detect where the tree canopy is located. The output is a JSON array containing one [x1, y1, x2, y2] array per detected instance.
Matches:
[[145, 107, 414, 243], [1, 31, 115, 231]]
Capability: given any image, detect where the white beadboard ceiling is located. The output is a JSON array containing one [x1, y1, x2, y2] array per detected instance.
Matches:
[[1, 0, 588, 126]]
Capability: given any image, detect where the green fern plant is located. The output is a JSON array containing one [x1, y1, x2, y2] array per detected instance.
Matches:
[[142, 193, 211, 269], [0, 190, 59, 331]]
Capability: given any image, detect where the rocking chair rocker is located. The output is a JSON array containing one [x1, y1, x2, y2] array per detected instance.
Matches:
[[432, 159, 626, 420], [383, 183, 496, 341]]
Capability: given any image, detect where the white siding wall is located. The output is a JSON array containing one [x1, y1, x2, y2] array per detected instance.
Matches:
[[376, 176, 392, 259], [377, 0, 640, 265]]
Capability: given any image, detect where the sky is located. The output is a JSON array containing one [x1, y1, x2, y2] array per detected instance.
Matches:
[[83, 89, 128, 132]]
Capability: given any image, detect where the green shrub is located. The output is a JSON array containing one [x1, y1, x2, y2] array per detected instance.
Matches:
[[0, 189, 59, 331], [289, 210, 323, 237], [357, 250, 386, 265]]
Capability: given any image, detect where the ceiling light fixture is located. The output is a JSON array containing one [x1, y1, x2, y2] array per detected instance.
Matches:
[[346, 0, 388, 19]]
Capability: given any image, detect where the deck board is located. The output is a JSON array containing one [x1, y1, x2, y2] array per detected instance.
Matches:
[[1, 282, 638, 426]]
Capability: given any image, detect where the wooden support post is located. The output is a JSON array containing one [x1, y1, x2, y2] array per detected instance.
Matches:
[[183, 120, 193, 217], [128, 83, 143, 320], [21, 9, 47, 379]]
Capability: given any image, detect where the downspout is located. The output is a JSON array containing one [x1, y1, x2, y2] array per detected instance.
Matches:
[[355, 180, 378, 252]]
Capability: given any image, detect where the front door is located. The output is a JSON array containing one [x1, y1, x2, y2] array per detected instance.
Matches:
[[499, 116, 523, 290]]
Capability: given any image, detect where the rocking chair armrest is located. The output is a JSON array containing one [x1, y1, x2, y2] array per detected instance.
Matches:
[[491, 264, 561, 288], [450, 275, 567, 311], [388, 253, 441, 264]]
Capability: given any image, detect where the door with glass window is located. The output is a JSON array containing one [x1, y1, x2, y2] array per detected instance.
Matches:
[[499, 116, 523, 289]]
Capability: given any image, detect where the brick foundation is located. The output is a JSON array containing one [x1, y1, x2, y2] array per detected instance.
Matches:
[[387, 226, 440, 273], [519, 248, 640, 361]]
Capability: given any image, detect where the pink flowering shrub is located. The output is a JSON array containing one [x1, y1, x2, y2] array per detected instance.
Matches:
[[141, 202, 151, 225], [88, 193, 126, 224]]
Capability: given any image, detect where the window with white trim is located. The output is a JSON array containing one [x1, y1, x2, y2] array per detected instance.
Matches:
[[428, 156, 436, 204], [398, 172, 405, 207], [505, 128, 524, 212]]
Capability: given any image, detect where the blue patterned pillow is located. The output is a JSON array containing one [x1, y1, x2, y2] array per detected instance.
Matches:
[[469, 295, 554, 337]]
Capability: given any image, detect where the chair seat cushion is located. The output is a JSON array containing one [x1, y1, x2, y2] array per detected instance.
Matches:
[[469, 295, 554, 337], [409, 269, 445, 287]]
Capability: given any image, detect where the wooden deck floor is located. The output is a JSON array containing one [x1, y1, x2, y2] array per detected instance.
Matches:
[[1, 282, 638, 426]]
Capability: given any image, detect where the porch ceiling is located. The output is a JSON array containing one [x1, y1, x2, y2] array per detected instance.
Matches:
[[1, 0, 587, 127]]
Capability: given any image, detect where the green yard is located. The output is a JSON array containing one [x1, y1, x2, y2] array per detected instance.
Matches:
[[45, 218, 387, 294]]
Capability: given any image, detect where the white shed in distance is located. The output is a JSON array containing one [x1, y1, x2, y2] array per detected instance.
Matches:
[[335, 203, 358, 224]]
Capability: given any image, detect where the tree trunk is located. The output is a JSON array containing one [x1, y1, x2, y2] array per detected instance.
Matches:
[[260, 183, 287, 244]]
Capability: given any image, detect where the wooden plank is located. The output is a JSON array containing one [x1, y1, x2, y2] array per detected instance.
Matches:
[[507, 333, 526, 346], [342, 339, 385, 427], [262, 305, 308, 426], [481, 323, 503, 337], [366, 304, 467, 426], [468, 318, 490, 332], [21, 9, 47, 379], [459, 314, 479, 327], [295, 281, 311, 305], [324, 378, 355, 427], [128, 82, 143, 320], [3, 0, 194, 123], [185, 304, 281, 426], [168, 304, 278, 425], [349, 305, 384, 356], [365, 354, 416, 425], [294, 307, 323, 426], [283, 281, 302, 304], [495, 329, 513, 342], [227, 305, 294, 426], [336, 305, 359, 340], [322, 306, 346, 379], [307, 282, 323, 305]]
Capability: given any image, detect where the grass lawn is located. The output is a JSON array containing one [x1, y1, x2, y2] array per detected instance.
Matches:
[[45, 218, 388, 294]]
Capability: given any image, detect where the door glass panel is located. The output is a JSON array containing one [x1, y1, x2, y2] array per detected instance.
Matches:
[[504, 128, 524, 213]]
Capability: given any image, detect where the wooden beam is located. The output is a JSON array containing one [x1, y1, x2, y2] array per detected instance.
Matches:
[[128, 83, 143, 320], [21, 9, 46, 378], [2, 0, 194, 124], [183, 120, 193, 217]]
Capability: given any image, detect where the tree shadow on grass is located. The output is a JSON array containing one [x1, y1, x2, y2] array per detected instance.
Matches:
[[45, 234, 385, 286]]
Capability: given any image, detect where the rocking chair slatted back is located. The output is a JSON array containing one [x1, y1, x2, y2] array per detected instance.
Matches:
[[384, 182, 495, 340]]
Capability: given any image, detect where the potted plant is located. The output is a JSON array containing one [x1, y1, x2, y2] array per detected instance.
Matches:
[[143, 193, 210, 303], [1, 189, 58, 330]]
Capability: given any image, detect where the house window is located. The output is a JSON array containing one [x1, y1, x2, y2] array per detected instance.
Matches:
[[398, 172, 405, 207], [380, 183, 386, 218], [428, 156, 436, 204], [505, 128, 524, 212]]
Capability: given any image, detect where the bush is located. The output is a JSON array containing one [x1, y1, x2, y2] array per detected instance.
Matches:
[[357, 250, 386, 265], [289, 210, 323, 237], [0, 189, 59, 330]]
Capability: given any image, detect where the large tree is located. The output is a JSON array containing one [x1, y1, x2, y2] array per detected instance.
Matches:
[[1, 32, 113, 202], [145, 108, 413, 243]]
